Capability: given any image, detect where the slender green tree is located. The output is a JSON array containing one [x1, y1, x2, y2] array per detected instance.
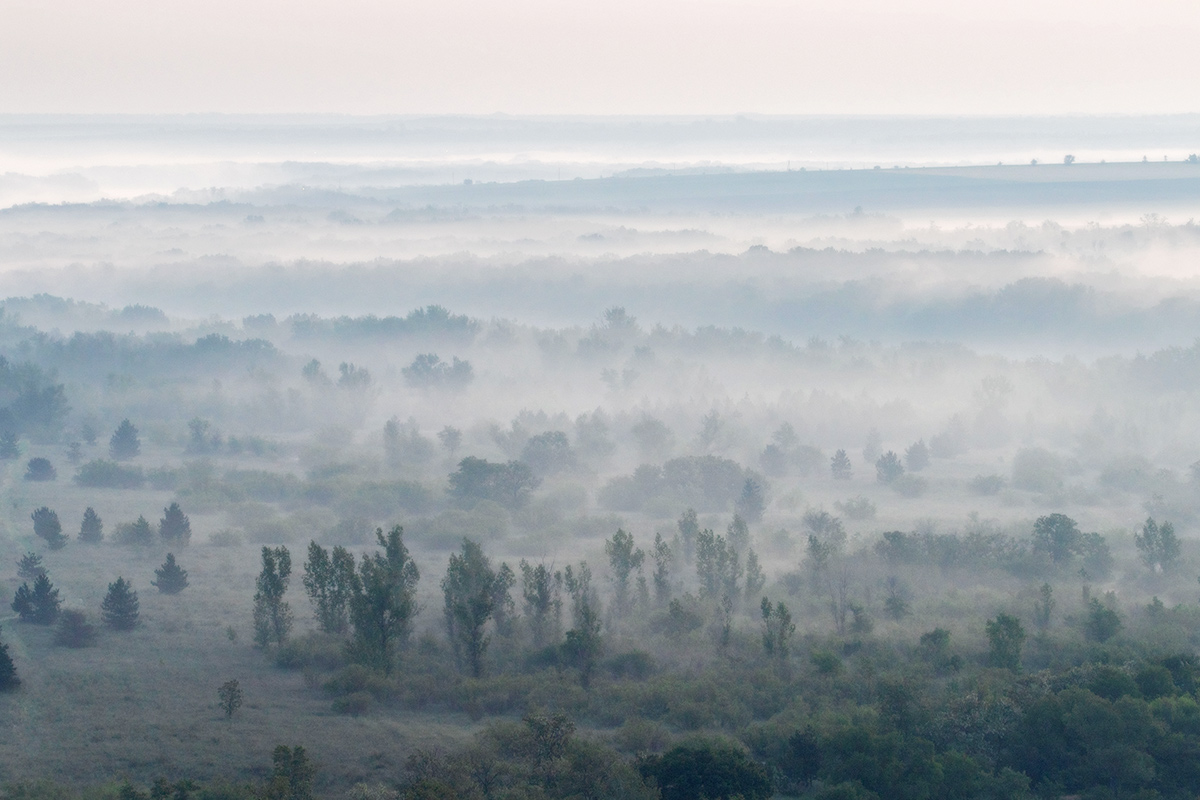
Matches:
[[442, 538, 506, 677], [253, 547, 293, 647], [153, 553, 189, 594], [562, 562, 602, 688], [79, 507, 103, 543], [159, 502, 191, 548], [696, 529, 741, 603], [102, 577, 140, 630], [348, 526, 420, 674], [302, 541, 356, 634], [677, 509, 700, 563], [604, 528, 644, 620], [761, 598, 795, 660], [652, 533, 672, 606], [519, 560, 562, 649], [218, 679, 243, 719], [744, 549, 766, 603]]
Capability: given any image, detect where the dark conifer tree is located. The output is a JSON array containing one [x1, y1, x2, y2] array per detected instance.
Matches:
[[12, 573, 61, 624], [102, 577, 140, 630], [17, 551, 45, 580], [159, 502, 191, 548], [153, 553, 189, 594], [109, 419, 141, 460], [0, 627, 19, 690], [31, 507, 67, 550], [79, 507, 103, 543]]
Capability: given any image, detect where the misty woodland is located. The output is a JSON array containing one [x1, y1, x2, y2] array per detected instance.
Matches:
[[5, 116, 1200, 800]]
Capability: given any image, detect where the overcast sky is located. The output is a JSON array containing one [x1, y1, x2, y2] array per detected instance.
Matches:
[[1, 0, 1198, 115]]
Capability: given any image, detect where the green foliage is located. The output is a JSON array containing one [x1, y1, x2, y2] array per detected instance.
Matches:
[[153, 554, 189, 594], [348, 526, 420, 674], [402, 353, 473, 390], [875, 451, 905, 483], [638, 741, 772, 800], [1031, 513, 1082, 566], [217, 680, 242, 718], [54, 609, 97, 648], [113, 515, 155, 546], [442, 538, 507, 677], [302, 542, 355, 634], [562, 562, 602, 688], [1135, 517, 1181, 573], [24, 457, 56, 481], [831, 449, 853, 479], [985, 613, 1025, 670], [677, 508, 700, 562], [696, 528, 741, 602], [1033, 583, 1055, 631], [761, 598, 795, 660], [904, 439, 930, 472], [734, 478, 765, 523], [969, 474, 1006, 495], [31, 507, 66, 550], [835, 495, 876, 520], [109, 419, 140, 460], [448, 456, 540, 509], [101, 578, 140, 630], [13, 573, 60, 624], [605, 529, 645, 620], [159, 502, 191, 547], [1079, 532, 1113, 580], [665, 594, 705, 638], [75, 459, 145, 489], [437, 425, 462, 457], [599, 456, 758, 514], [0, 626, 20, 690], [652, 532, 672, 606], [811, 650, 844, 676], [253, 546, 293, 648], [262, 745, 314, 800], [744, 548, 766, 603], [16, 551, 44, 580], [917, 628, 962, 673], [884, 576, 911, 620], [520, 560, 563, 649], [521, 430, 576, 476], [78, 507, 103, 543], [1085, 597, 1122, 642]]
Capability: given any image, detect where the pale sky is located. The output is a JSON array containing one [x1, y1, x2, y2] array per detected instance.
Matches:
[[1, 0, 1198, 115]]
